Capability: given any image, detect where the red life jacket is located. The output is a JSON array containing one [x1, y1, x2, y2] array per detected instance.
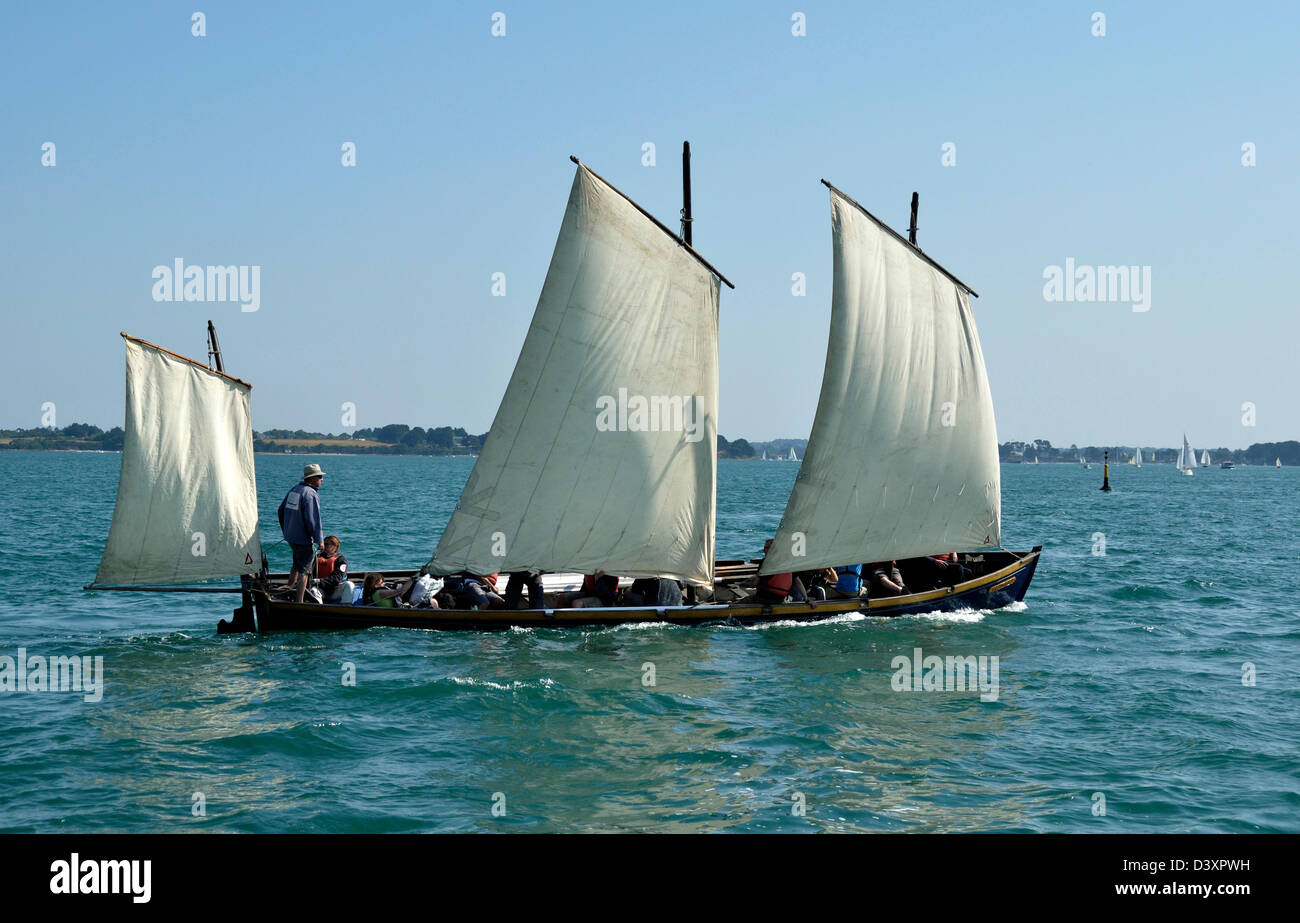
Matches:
[[316, 554, 339, 579], [758, 571, 794, 597], [583, 574, 618, 602]]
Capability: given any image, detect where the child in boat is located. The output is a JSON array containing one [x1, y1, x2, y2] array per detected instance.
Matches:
[[363, 572, 415, 608], [313, 535, 354, 604]]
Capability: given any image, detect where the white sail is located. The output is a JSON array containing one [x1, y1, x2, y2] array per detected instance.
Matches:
[[93, 336, 262, 586], [788, 447, 798, 461], [1277, 457, 1283, 467], [1135, 447, 1143, 467], [1201, 450, 1210, 466], [426, 164, 724, 586], [761, 184, 1000, 575]]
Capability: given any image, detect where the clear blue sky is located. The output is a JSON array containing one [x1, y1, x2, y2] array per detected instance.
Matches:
[[3, 1, 1297, 449]]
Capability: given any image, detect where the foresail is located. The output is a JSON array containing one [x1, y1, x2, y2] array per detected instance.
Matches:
[[92, 336, 262, 586], [426, 164, 722, 586], [761, 186, 1001, 575]]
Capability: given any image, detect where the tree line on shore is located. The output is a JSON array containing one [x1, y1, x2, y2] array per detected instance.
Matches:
[[7, 425, 1293, 466], [0, 423, 781, 459]]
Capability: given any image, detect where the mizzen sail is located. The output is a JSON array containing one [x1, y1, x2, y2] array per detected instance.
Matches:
[[761, 184, 1001, 575], [92, 335, 262, 586], [426, 163, 726, 586]]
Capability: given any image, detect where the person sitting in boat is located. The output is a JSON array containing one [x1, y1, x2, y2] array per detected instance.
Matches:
[[825, 564, 866, 599], [869, 561, 909, 597], [798, 567, 838, 602], [363, 572, 416, 608], [572, 572, 619, 608], [313, 535, 354, 604], [455, 572, 506, 610], [754, 539, 819, 606], [621, 577, 683, 608], [277, 463, 326, 604], [503, 571, 544, 610], [920, 552, 971, 588]]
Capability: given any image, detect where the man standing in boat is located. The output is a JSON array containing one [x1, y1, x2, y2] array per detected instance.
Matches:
[[278, 463, 326, 603]]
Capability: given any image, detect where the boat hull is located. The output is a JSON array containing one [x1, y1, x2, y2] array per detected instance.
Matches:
[[232, 547, 1042, 633]]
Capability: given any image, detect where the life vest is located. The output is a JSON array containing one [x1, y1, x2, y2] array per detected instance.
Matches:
[[583, 574, 618, 602], [370, 590, 395, 609], [835, 565, 863, 594], [758, 571, 794, 597], [316, 555, 339, 580]]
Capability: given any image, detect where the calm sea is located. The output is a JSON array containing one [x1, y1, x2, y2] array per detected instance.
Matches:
[[0, 452, 1296, 832]]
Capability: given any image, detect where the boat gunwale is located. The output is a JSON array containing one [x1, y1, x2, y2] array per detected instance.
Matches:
[[253, 547, 1041, 629]]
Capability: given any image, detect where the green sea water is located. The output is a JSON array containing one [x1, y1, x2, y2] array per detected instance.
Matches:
[[0, 452, 1296, 832]]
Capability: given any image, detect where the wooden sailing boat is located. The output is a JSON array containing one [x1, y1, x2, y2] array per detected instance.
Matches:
[[89, 160, 1039, 632], [246, 172, 1040, 631]]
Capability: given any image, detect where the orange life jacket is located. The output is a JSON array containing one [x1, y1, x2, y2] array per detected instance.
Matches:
[[316, 554, 339, 579], [758, 571, 794, 597]]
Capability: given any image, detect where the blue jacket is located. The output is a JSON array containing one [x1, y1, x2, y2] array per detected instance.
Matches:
[[278, 481, 323, 546], [834, 564, 863, 594]]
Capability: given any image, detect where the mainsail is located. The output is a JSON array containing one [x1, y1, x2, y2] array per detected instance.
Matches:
[[761, 183, 1000, 576], [426, 162, 728, 586], [92, 335, 262, 586]]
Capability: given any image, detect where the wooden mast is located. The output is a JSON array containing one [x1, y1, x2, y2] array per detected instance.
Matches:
[[681, 141, 693, 246]]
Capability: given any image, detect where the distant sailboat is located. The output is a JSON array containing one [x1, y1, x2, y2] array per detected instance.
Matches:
[[1129, 447, 1143, 467], [788, 447, 798, 462], [1079, 452, 1091, 470], [1176, 434, 1196, 476], [1200, 450, 1210, 467], [761, 449, 767, 460], [1034, 454, 1039, 464], [1276, 457, 1283, 468]]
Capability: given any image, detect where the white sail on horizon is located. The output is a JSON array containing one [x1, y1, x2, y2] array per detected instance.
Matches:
[[761, 185, 1001, 576], [426, 164, 723, 586], [93, 336, 262, 586]]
